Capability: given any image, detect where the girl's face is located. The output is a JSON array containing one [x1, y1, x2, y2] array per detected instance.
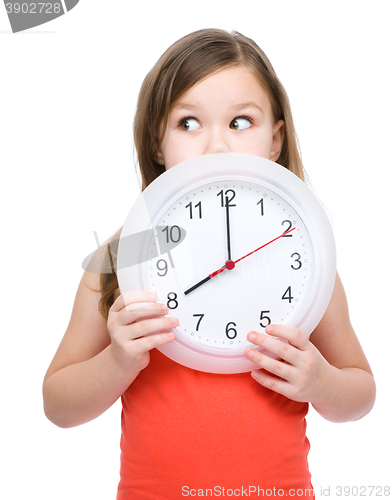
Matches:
[[156, 65, 284, 170]]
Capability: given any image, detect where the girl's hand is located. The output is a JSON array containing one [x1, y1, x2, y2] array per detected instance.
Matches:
[[107, 291, 178, 375], [245, 325, 331, 405]]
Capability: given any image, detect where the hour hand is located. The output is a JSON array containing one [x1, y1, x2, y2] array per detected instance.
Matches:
[[184, 275, 213, 295], [183, 260, 232, 295]]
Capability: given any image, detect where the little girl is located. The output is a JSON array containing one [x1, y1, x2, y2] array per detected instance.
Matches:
[[43, 29, 376, 499]]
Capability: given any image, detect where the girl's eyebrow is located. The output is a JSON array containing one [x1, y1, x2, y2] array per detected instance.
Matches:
[[233, 101, 264, 114], [172, 101, 265, 114], [172, 102, 198, 111]]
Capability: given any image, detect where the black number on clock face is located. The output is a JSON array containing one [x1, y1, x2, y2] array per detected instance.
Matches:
[[290, 252, 302, 270], [167, 292, 178, 309], [225, 322, 237, 339], [260, 311, 271, 328], [257, 198, 264, 216], [186, 201, 202, 219], [217, 189, 236, 207], [193, 314, 204, 331], [281, 219, 293, 237], [282, 286, 294, 303]]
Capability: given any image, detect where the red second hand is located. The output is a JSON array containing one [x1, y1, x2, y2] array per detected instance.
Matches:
[[209, 226, 296, 278]]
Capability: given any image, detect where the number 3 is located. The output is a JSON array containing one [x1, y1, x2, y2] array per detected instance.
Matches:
[[290, 252, 302, 270]]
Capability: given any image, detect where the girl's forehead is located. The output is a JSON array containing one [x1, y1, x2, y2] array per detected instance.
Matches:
[[172, 66, 272, 113], [187, 65, 261, 92]]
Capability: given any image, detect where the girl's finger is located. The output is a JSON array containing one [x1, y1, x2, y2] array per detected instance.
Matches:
[[118, 303, 168, 326], [247, 330, 297, 364], [133, 330, 176, 354], [124, 316, 179, 341], [245, 348, 292, 380], [111, 291, 158, 313], [125, 301, 161, 312], [264, 325, 310, 351], [250, 369, 291, 398]]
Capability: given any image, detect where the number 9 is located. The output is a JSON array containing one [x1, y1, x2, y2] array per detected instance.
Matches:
[[156, 259, 168, 277]]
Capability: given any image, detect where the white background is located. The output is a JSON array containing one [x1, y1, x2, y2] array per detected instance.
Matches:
[[1, 1, 391, 498]]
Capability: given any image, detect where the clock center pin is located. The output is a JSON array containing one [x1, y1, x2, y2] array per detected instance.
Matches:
[[226, 260, 235, 270]]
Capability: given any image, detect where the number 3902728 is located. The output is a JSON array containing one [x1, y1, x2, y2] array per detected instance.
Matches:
[[5, 3, 62, 14]]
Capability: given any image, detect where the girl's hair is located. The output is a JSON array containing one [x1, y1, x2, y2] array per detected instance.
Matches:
[[99, 28, 305, 319]]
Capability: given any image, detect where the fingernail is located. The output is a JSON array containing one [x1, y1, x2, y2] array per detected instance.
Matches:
[[161, 304, 168, 313], [247, 349, 255, 358], [265, 325, 273, 334], [150, 293, 158, 300], [249, 332, 257, 342], [170, 317, 178, 325]]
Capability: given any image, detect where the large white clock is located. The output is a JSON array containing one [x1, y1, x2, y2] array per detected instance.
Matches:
[[117, 153, 336, 374]]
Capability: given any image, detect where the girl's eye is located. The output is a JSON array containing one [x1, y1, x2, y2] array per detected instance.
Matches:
[[179, 117, 200, 132], [230, 117, 252, 130]]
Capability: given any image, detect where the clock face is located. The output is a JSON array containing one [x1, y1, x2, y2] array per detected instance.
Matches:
[[117, 153, 336, 373], [146, 180, 313, 351]]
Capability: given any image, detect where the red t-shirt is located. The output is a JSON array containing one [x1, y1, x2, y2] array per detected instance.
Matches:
[[117, 349, 314, 499]]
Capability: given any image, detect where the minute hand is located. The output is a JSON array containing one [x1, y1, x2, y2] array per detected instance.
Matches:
[[209, 226, 296, 278], [184, 226, 295, 295]]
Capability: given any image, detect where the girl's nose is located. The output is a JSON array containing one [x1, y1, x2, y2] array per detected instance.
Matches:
[[204, 128, 231, 155]]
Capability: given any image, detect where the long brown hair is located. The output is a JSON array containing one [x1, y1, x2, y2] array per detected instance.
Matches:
[[99, 28, 305, 319]]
